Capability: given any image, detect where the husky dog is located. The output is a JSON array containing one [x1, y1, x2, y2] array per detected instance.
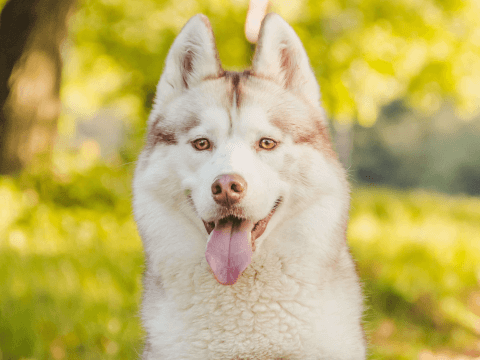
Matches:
[[133, 13, 366, 360]]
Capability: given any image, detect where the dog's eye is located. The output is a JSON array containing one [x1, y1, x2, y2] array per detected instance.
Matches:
[[193, 138, 211, 151], [259, 138, 277, 150]]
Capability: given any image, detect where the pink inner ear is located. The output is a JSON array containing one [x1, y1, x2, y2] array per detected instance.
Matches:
[[280, 46, 296, 89], [181, 49, 195, 89]]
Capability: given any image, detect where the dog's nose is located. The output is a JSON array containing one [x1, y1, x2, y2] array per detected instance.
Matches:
[[211, 174, 247, 207]]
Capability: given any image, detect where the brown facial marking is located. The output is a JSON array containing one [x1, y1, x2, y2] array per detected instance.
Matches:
[[224, 70, 252, 108], [143, 115, 175, 153], [237, 70, 252, 108], [229, 71, 241, 88], [179, 114, 201, 133], [201, 70, 253, 109], [224, 71, 240, 106], [145, 113, 201, 153], [247, 70, 273, 83], [202, 72, 225, 82], [147, 126, 177, 148], [148, 115, 177, 145], [271, 107, 337, 159], [155, 131, 177, 144]]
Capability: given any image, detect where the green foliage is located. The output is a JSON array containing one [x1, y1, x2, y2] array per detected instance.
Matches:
[[0, 163, 143, 359], [60, 0, 480, 132], [1, 159, 479, 359], [350, 187, 480, 359], [351, 101, 480, 195]]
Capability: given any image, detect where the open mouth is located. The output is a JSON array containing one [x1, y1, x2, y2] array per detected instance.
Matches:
[[203, 197, 282, 246], [204, 198, 282, 286]]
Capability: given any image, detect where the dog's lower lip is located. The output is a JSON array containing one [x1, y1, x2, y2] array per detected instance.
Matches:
[[204, 221, 215, 234]]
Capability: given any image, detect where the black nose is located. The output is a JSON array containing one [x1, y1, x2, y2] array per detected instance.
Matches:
[[211, 174, 247, 207]]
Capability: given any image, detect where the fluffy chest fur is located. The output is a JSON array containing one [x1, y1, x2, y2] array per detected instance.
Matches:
[[142, 243, 363, 360], [153, 254, 313, 358]]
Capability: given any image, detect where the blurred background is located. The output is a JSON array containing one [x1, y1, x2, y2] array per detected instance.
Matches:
[[0, 0, 479, 359]]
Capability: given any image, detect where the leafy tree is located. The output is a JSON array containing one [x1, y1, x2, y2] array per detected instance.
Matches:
[[62, 0, 480, 133], [1, 0, 479, 171], [0, 0, 75, 174]]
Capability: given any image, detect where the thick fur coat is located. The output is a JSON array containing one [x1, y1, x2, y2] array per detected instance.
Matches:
[[133, 13, 366, 360]]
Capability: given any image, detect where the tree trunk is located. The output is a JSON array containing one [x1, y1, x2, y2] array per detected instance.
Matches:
[[0, 0, 75, 175]]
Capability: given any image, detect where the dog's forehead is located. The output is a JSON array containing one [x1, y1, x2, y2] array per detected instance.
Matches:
[[234, 103, 282, 137], [172, 71, 335, 156], [196, 106, 231, 133], [198, 72, 288, 127], [192, 74, 276, 132]]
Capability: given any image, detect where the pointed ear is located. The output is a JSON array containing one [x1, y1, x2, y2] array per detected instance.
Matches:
[[155, 14, 222, 107], [252, 13, 320, 106]]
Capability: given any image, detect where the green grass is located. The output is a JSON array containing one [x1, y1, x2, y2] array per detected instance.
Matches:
[[0, 165, 144, 359], [1, 162, 479, 359], [350, 188, 480, 359]]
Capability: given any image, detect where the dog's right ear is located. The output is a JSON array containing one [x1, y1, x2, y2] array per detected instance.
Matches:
[[154, 14, 222, 107], [252, 14, 321, 107]]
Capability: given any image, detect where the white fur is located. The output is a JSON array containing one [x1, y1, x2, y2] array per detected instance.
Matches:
[[133, 13, 366, 360], [252, 14, 321, 108]]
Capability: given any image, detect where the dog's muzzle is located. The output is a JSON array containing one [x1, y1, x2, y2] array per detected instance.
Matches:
[[204, 173, 281, 286]]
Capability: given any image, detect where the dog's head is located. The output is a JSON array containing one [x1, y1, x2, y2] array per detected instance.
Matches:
[[134, 14, 348, 285]]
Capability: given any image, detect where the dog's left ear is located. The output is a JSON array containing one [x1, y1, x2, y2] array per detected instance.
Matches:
[[252, 14, 320, 106], [154, 14, 223, 109]]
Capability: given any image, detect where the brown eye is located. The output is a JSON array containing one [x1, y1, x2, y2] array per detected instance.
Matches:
[[259, 138, 277, 150], [193, 138, 211, 150]]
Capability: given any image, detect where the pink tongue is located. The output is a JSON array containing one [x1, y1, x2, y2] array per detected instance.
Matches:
[[205, 218, 254, 285]]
